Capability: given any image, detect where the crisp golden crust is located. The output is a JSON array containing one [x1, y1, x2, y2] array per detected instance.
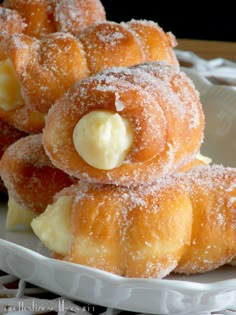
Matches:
[[32, 165, 236, 278], [0, 134, 76, 213], [78, 20, 178, 76], [78, 21, 147, 75], [0, 32, 86, 128], [175, 166, 236, 274], [1, 32, 89, 115], [43, 62, 204, 186], [2, 0, 106, 38], [68, 182, 192, 278], [127, 20, 178, 65], [0, 19, 179, 114], [132, 62, 204, 164]]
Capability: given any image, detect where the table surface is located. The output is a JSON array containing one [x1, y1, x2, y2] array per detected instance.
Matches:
[[177, 39, 236, 62]]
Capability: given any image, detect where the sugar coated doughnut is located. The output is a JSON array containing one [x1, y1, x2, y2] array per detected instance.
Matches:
[[43, 62, 204, 186]]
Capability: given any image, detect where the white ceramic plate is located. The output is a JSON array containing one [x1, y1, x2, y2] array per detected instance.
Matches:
[[183, 67, 236, 168], [1, 69, 236, 315]]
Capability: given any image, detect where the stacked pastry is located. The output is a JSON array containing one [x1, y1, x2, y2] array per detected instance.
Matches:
[[0, 0, 106, 39], [0, 0, 106, 193], [1, 1, 236, 279], [23, 60, 235, 279], [0, 0, 177, 192]]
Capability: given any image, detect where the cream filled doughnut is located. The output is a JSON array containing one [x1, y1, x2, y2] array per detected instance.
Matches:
[[31, 165, 236, 278], [43, 62, 204, 186], [0, 19, 178, 114]]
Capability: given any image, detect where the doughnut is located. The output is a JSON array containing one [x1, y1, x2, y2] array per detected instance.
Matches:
[[0, 133, 76, 215], [2, 0, 106, 38], [0, 19, 178, 114], [31, 165, 236, 278], [0, 32, 90, 116], [78, 19, 178, 75], [43, 62, 204, 186]]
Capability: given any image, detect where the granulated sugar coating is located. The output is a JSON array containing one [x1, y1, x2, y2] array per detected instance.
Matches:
[[0, 19, 178, 119], [1, 0, 106, 38], [34, 164, 236, 278], [0, 7, 25, 42], [1, 1, 235, 281], [43, 61, 204, 186], [54, 0, 106, 35]]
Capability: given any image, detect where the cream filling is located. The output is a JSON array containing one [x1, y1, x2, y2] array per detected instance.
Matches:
[[0, 58, 24, 111], [6, 197, 36, 231], [31, 196, 73, 256], [73, 110, 133, 170], [196, 153, 212, 165]]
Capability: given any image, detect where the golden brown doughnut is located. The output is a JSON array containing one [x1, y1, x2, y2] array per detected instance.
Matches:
[[2, 0, 106, 38], [0, 32, 89, 115], [77, 19, 178, 74], [31, 165, 236, 278], [43, 62, 204, 186], [0, 19, 178, 114], [0, 133, 76, 214], [175, 166, 236, 275]]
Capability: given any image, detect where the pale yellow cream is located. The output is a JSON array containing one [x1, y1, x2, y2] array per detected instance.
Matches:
[[73, 110, 133, 170], [0, 58, 24, 111], [196, 153, 212, 165], [6, 197, 36, 231], [31, 196, 73, 256]]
